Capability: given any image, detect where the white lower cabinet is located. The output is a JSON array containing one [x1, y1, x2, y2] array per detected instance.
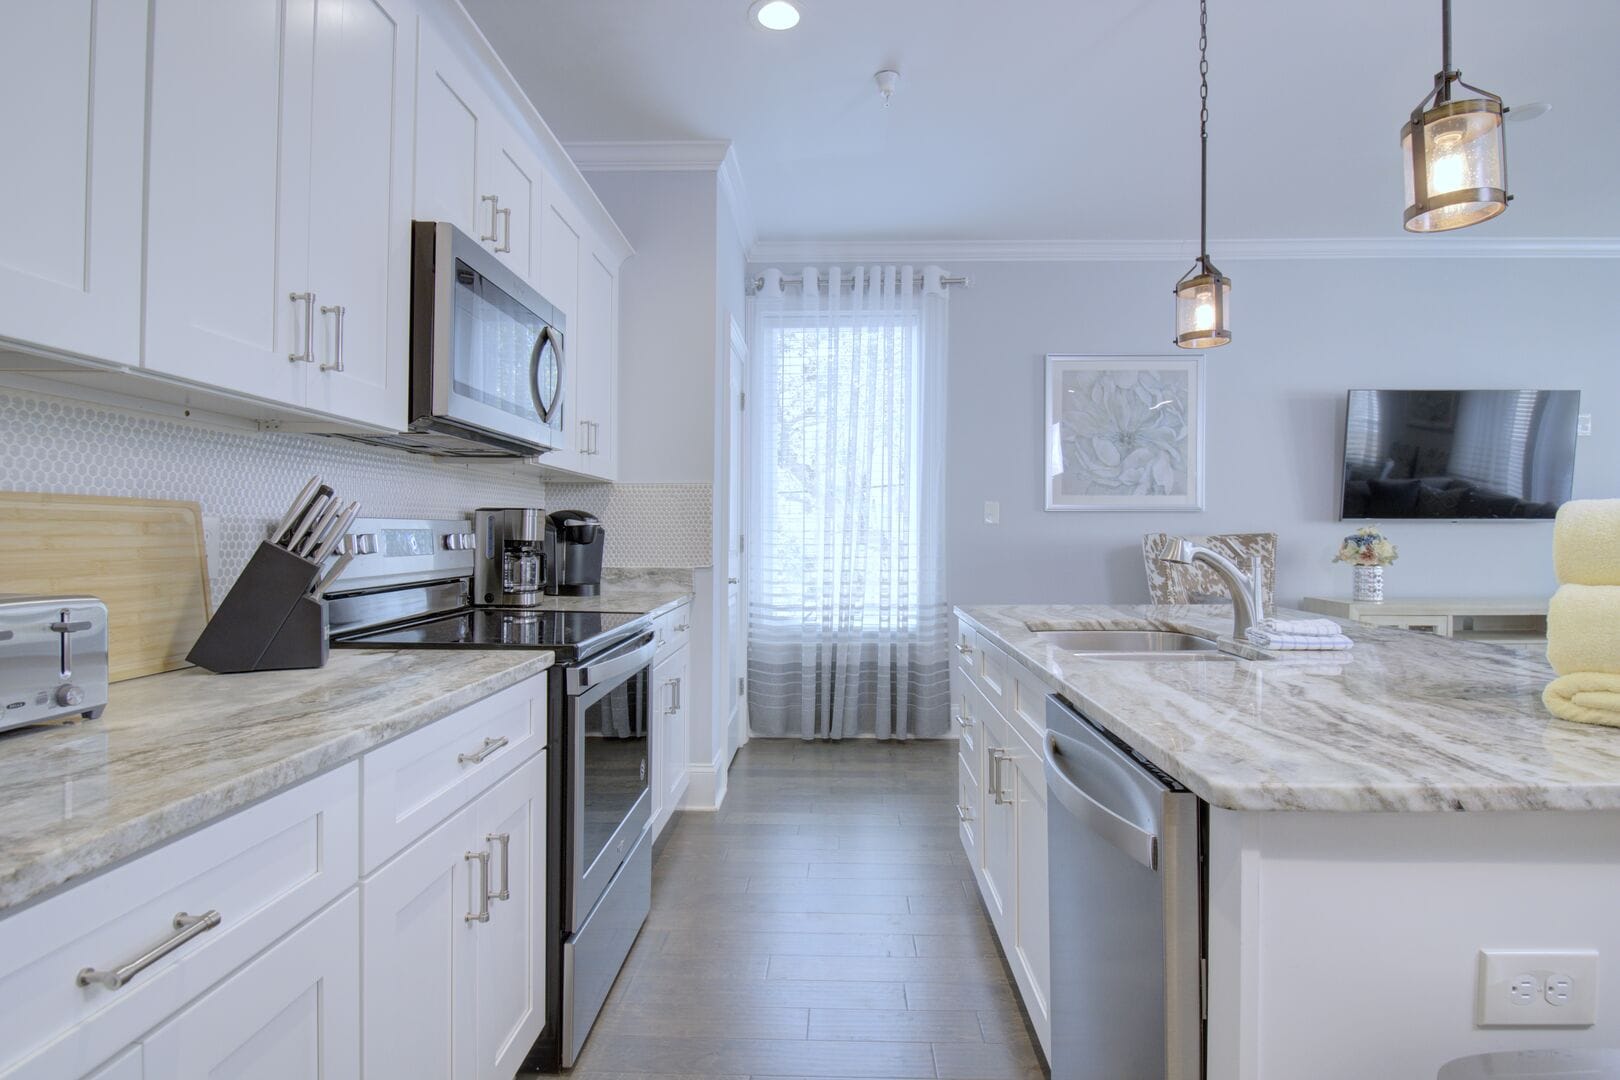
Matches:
[[650, 615, 691, 838], [0, 672, 550, 1080], [142, 891, 360, 1079], [954, 618, 1053, 1058]]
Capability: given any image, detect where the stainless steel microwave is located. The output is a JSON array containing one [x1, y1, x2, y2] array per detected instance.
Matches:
[[347, 221, 568, 458]]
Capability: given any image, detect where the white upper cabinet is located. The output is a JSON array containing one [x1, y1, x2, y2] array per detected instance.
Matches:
[[304, 0, 416, 427], [484, 131, 544, 283], [412, 22, 485, 238], [145, 0, 410, 428], [143, 0, 314, 407], [0, 0, 146, 367], [574, 244, 620, 479]]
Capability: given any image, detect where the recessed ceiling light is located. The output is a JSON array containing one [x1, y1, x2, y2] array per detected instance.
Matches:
[[749, 0, 801, 31]]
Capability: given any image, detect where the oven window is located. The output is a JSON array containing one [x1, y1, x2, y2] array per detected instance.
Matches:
[[451, 259, 544, 423], [581, 668, 649, 874]]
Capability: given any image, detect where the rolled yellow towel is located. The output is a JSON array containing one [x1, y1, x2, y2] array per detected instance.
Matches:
[[1554, 499, 1620, 586], [1547, 584, 1620, 676], [1544, 673, 1620, 728]]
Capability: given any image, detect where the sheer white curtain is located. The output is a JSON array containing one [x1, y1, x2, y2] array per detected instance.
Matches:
[[746, 265, 951, 740]]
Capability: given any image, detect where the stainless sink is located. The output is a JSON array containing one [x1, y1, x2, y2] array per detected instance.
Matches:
[[1033, 630, 1234, 659]]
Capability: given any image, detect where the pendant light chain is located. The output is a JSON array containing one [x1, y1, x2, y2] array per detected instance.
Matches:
[[1198, 0, 1210, 263]]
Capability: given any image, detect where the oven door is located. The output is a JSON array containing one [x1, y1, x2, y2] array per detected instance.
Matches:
[[566, 630, 655, 929], [412, 221, 568, 453]]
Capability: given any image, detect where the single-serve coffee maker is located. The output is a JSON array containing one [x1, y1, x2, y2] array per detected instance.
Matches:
[[545, 510, 605, 596], [472, 507, 547, 606]]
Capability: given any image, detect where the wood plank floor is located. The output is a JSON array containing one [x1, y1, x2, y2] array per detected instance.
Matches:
[[550, 739, 1047, 1079]]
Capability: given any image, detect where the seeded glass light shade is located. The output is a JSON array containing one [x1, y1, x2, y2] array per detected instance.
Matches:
[[1174, 270, 1231, 349], [1402, 98, 1508, 232]]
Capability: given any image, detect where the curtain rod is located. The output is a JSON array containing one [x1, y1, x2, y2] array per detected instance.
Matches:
[[748, 271, 969, 294]]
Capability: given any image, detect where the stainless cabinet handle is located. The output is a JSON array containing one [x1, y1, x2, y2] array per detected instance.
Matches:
[[319, 304, 346, 372], [672, 676, 682, 712], [77, 910, 222, 990], [578, 420, 591, 455], [989, 749, 1012, 805], [664, 678, 678, 715], [288, 292, 316, 363], [954, 712, 975, 729], [480, 194, 500, 243], [495, 206, 513, 253], [590, 420, 600, 455], [674, 623, 689, 632], [727, 577, 740, 585], [955, 642, 973, 656], [487, 833, 511, 902], [955, 803, 974, 822], [457, 735, 508, 765], [465, 850, 491, 923]]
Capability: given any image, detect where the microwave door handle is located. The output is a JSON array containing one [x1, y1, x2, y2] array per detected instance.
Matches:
[[530, 325, 563, 425]]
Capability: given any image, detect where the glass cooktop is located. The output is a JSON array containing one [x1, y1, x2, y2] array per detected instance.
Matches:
[[333, 607, 643, 659]]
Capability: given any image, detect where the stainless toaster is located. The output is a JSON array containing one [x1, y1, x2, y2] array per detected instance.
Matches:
[[0, 595, 109, 732]]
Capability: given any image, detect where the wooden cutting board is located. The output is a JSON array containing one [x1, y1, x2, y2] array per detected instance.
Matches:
[[0, 492, 213, 682]]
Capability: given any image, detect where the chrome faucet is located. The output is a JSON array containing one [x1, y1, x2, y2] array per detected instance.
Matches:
[[1157, 538, 1266, 638]]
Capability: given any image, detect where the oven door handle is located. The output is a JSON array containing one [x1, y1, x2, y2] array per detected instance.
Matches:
[[566, 631, 657, 695]]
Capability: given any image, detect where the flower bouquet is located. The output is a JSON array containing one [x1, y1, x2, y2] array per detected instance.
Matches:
[[1333, 526, 1398, 602]]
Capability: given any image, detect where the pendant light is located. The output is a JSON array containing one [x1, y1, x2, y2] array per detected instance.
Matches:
[[1174, 0, 1230, 350], [1402, 0, 1510, 232]]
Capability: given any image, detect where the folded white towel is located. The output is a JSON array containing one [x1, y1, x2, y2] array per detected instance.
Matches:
[[1245, 627, 1355, 651], [1258, 617, 1344, 637]]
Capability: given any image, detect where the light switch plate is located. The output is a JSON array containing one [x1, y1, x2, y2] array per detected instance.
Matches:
[[1477, 949, 1599, 1027], [983, 501, 1000, 525], [1578, 414, 1593, 436]]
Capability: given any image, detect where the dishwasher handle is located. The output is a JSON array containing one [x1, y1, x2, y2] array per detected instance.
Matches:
[[1045, 730, 1160, 871]]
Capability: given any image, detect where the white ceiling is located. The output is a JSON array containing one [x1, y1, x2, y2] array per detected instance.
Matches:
[[463, 0, 1620, 245]]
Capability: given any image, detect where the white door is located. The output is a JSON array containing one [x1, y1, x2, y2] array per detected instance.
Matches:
[[725, 318, 750, 756], [484, 128, 542, 282], [144, 0, 313, 406], [1012, 749, 1052, 1043], [0, 0, 145, 366], [361, 804, 478, 1080], [304, 0, 414, 428], [474, 753, 547, 1080], [979, 708, 1016, 940], [562, 244, 618, 479], [141, 892, 360, 1079], [666, 647, 691, 810], [412, 25, 486, 239]]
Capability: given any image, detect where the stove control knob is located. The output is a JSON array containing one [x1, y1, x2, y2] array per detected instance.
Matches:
[[55, 684, 85, 708], [355, 533, 378, 555], [443, 534, 459, 551], [462, 532, 477, 550]]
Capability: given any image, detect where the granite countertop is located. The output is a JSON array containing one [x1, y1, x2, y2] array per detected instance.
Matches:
[[0, 648, 553, 915], [958, 604, 1620, 814], [525, 568, 695, 617]]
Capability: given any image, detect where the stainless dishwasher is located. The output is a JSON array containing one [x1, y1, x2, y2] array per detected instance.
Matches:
[[1044, 695, 1203, 1080]]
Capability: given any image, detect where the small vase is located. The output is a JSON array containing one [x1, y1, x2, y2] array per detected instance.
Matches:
[[1352, 565, 1385, 603]]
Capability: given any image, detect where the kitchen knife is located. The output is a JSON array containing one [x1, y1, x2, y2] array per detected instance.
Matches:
[[310, 501, 360, 565], [313, 550, 356, 599], [298, 497, 343, 557], [284, 485, 333, 550], [271, 476, 321, 547]]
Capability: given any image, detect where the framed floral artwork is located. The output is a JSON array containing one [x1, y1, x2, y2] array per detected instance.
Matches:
[[1044, 355, 1205, 512]]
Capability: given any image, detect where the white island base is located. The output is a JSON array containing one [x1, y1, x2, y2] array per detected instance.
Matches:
[[1207, 807, 1620, 1079]]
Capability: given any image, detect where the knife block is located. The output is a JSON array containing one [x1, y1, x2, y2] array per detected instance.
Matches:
[[187, 541, 330, 673]]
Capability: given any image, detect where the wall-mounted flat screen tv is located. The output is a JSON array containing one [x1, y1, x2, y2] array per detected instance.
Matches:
[[1340, 389, 1580, 520]]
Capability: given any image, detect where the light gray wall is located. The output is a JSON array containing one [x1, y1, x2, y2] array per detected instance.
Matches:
[[943, 257, 1616, 607], [584, 170, 717, 485]]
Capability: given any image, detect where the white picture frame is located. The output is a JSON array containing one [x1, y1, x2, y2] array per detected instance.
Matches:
[[1044, 354, 1206, 512]]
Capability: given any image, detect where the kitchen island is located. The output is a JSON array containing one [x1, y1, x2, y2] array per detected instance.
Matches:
[[954, 604, 1620, 1080]]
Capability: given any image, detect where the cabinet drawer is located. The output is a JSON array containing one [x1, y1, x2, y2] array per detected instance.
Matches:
[[655, 603, 691, 662], [0, 764, 359, 1080], [975, 638, 1014, 717], [1008, 673, 1048, 754], [956, 756, 980, 862], [951, 621, 977, 676], [361, 674, 547, 873]]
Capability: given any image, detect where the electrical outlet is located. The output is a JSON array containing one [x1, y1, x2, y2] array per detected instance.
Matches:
[[1477, 950, 1599, 1027], [1578, 414, 1593, 436]]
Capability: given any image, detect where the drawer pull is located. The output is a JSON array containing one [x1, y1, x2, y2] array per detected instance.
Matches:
[[954, 713, 975, 728], [955, 803, 974, 822], [674, 623, 689, 632], [488, 833, 511, 902], [76, 910, 222, 990], [955, 642, 973, 656], [989, 749, 1012, 805], [457, 735, 508, 766], [465, 850, 492, 923]]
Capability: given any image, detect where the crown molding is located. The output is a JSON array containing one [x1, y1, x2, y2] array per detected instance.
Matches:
[[564, 139, 734, 172], [716, 147, 758, 254], [748, 236, 1620, 264]]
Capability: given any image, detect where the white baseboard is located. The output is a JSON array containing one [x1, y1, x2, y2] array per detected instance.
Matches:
[[681, 747, 730, 812]]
